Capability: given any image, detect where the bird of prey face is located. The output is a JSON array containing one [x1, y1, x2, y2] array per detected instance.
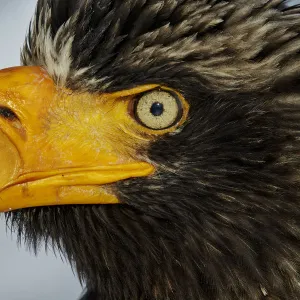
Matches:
[[1, 0, 300, 299]]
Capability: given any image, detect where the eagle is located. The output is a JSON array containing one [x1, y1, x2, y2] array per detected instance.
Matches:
[[1, 0, 300, 299]]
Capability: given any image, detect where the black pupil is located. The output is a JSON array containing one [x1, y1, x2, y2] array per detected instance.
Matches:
[[150, 102, 164, 116]]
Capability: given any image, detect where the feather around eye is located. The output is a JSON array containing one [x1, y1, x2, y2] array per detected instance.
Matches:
[[134, 90, 183, 130]]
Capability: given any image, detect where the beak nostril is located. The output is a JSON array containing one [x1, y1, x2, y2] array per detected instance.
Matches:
[[0, 106, 18, 121], [0, 106, 25, 140]]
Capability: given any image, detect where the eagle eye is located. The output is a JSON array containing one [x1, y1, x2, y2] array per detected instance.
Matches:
[[134, 90, 183, 130]]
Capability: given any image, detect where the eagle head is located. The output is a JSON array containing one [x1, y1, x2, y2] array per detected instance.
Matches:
[[1, 1, 300, 299]]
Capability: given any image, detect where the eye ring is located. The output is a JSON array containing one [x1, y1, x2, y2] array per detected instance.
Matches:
[[133, 89, 183, 130]]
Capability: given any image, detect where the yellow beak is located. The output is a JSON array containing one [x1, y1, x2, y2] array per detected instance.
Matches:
[[0, 66, 155, 212]]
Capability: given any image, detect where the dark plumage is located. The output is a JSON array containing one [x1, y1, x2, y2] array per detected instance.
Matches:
[[5, 0, 300, 299]]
